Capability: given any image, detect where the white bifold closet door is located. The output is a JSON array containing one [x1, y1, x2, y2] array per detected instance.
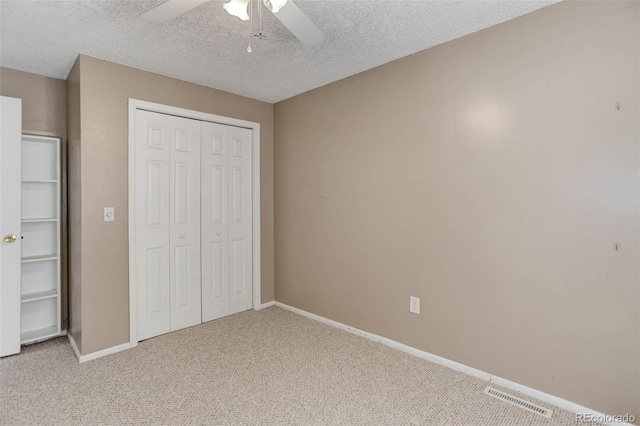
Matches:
[[135, 109, 253, 342], [201, 122, 253, 322], [135, 110, 202, 341]]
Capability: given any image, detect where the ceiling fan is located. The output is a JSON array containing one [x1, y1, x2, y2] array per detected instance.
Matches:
[[140, 0, 324, 48]]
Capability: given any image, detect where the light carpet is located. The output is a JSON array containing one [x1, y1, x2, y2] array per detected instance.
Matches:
[[1, 306, 578, 425]]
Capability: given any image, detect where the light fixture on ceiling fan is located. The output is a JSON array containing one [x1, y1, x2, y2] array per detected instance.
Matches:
[[223, 0, 288, 20], [140, 0, 324, 50], [222, 0, 250, 20]]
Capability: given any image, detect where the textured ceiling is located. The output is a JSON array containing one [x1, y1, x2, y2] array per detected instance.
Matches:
[[0, 0, 559, 103]]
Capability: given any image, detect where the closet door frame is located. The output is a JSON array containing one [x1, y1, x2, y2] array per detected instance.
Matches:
[[127, 98, 262, 348]]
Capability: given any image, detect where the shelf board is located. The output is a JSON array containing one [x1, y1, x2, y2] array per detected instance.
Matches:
[[22, 135, 59, 144], [21, 326, 59, 345], [21, 290, 57, 303], [22, 179, 58, 183], [22, 218, 58, 223], [21, 254, 58, 263]]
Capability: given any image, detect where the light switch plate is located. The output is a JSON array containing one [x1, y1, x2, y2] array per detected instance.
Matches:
[[410, 296, 420, 314], [104, 207, 115, 222]]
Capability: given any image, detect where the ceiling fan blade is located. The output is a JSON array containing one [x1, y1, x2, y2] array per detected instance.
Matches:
[[140, 0, 209, 23], [273, 1, 324, 46]]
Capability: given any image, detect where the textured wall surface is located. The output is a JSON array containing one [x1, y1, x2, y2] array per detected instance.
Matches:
[[77, 55, 274, 355], [0, 67, 69, 332], [274, 1, 639, 418], [0, 67, 66, 136]]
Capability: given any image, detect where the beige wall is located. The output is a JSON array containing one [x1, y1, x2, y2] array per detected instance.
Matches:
[[0, 67, 66, 136], [0, 67, 69, 331], [274, 1, 639, 418], [66, 60, 82, 350], [75, 55, 274, 355]]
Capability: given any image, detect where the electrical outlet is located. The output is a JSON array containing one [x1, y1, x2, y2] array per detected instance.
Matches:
[[410, 296, 420, 314]]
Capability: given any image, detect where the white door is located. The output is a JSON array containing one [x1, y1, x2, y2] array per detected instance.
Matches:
[[227, 126, 253, 314], [168, 115, 202, 332], [201, 122, 252, 322], [0, 96, 22, 357], [135, 110, 202, 341], [201, 123, 229, 321], [135, 110, 171, 341]]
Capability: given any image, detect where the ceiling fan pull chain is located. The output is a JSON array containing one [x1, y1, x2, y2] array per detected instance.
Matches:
[[259, 0, 263, 38], [247, 0, 253, 53]]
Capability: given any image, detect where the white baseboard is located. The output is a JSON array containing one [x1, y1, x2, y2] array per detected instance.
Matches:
[[67, 333, 81, 360], [274, 302, 628, 426], [67, 333, 131, 363], [258, 301, 275, 310]]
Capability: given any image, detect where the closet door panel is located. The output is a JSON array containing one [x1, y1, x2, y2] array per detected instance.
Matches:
[[169, 116, 202, 332], [228, 126, 253, 315], [201, 123, 229, 322], [135, 110, 171, 341]]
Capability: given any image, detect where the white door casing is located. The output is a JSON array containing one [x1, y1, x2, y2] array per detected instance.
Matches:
[[129, 99, 261, 348], [201, 123, 253, 321], [169, 115, 202, 332], [0, 96, 22, 357]]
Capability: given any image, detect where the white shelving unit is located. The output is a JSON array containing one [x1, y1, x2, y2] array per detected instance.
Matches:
[[20, 135, 61, 345]]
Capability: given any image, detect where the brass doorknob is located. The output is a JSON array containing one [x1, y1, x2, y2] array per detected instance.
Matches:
[[3, 234, 17, 243]]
